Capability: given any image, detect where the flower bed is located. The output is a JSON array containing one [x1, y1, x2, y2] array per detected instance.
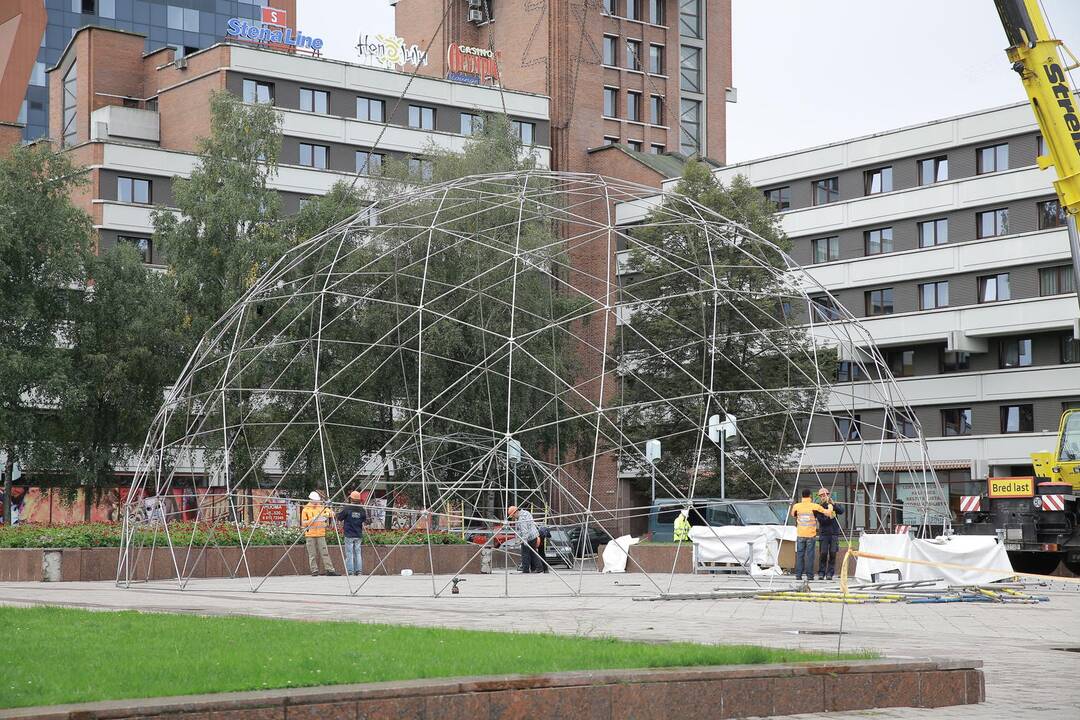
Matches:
[[0, 522, 468, 549]]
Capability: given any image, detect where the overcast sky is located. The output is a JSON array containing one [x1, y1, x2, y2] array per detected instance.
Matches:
[[299, 0, 1080, 164]]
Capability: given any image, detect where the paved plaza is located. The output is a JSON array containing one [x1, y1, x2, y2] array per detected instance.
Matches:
[[1, 571, 1077, 718]]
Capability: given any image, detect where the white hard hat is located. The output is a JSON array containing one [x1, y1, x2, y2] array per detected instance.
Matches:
[[308, 491, 321, 501]]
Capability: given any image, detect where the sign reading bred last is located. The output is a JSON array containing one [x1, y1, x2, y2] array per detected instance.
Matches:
[[987, 476, 1035, 498]]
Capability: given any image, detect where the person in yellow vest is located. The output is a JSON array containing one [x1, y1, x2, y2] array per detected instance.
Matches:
[[301, 491, 338, 576], [790, 489, 833, 581], [673, 508, 691, 542]]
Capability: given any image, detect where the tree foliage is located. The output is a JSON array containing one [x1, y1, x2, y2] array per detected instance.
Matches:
[[617, 162, 833, 499]]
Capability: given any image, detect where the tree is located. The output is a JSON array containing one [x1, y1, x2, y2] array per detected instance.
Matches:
[[616, 162, 834, 499], [59, 243, 185, 519], [153, 90, 285, 341], [0, 143, 92, 523]]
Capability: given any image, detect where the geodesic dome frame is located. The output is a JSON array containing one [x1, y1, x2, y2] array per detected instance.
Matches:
[[119, 171, 948, 596]]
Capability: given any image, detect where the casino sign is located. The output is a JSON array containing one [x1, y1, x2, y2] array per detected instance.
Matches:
[[447, 44, 501, 85]]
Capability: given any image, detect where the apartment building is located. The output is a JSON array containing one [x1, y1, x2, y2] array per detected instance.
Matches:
[[394, 0, 732, 174], [617, 103, 1080, 531], [4, 0, 297, 143], [48, 25, 551, 265]]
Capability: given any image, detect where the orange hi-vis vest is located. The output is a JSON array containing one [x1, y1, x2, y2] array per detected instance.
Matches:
[[301, 503, 332, 538], [791, 500, 831, 538]]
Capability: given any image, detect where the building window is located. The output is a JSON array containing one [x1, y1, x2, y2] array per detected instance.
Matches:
[[864, 166, 893, 195], [62, 62, 77, 148], [999, 337, 1033, 368], [865, 288, 894, 316], [977, 143, 1009, 174], [649, 44, 664, 74], [118, 235, 152, 264], [978, 273, 1011, 302], [356, 151, 384, 175], [1038, 199, 1068, 229], [885, 412, 918, 439], [512, 120, 536, 145], [918, 156, 948, 185], [836, 361, 866, 382], [626, 91, 642, 122], [976, 208, 1009, 238], [626, 39, 642, 70], [603, 87, 619, 118], [942, 351, 971, 373], [409, 158, 433, 181], [408, 105, 435, 130], [461, 113, 483, 136], [864, 227, 893, 255], [649, 95, 664, 125], [810, 295, 843, 322], [764, 186, 791, 211], [942, 408, 973, 436], [835, 415, 862, 441], [357, 97, 385, 122], [679, 0, 701, 38], [811, 236, 839, 264], [918, 218, 948, 247], [679, 99, 701, 155], [886, 349, 915, 378], [242, 79, 274, 104], [299, 143, 328, 169], [650, 143, 665, 154], [30, 62, 46, 87], [299, 88, 329, 114], [812, 176, 839, 205], [602, 35, 618, 66], [625, 0, 639, 20], [1039, 265, 1075, 295], [919, 280, 949, 310], [603, 136, 619, 146], [1037, 133, 1047, 158], [627, 139, 643, 152], [603, 0, 617, 14], [1062, 334, 1080, 363], [648, 0, 664, 24], [117, 176, 151, 204], [1001, 405, 1034, 433], [679, 46, 701, 92]]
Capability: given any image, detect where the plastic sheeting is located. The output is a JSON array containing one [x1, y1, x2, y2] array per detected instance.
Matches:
[[600, 535, 639, 573], [689, 525, 796, 567], [854, 534, 1014, 585]]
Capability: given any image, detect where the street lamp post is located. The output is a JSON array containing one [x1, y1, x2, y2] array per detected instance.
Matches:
[[507, 438, 521, 507], [708, 414, 738, 500], [645, 439, 661, 505]]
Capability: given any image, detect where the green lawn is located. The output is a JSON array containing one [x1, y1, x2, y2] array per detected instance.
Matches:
[[2, 606, 867, 708]]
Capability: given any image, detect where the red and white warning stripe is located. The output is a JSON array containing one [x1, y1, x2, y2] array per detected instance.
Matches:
[[894, 524, 910, 535], [1041, 494, 1065, 511], [959, 495, 981, 513]]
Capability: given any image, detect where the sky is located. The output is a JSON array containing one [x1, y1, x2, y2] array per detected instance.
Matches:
[[299, 0, 1080, 164]]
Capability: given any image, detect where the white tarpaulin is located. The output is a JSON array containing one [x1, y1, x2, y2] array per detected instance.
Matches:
[[600, 535, 639, 573], [689, 525, 795, 567], [854, 534, 1014, 585]]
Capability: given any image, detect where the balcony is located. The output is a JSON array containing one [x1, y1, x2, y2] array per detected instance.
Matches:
[[90, 106, 160, 144], [800, 431, 1058, 470]]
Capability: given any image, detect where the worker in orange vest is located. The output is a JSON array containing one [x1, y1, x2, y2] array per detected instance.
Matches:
[[790, 489, 833, 581], [301, 491, 337, 576]]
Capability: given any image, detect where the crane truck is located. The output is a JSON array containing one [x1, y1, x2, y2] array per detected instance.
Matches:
[[956, 0, 1080, 575]]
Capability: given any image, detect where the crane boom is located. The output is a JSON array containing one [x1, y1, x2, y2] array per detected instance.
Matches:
[[995, 0, 1080, 307]]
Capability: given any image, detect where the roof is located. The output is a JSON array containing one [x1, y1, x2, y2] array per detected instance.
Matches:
[[587, 143, 722, 179]]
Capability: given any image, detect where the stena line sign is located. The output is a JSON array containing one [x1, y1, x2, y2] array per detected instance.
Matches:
[[226, 7, 325, 53]]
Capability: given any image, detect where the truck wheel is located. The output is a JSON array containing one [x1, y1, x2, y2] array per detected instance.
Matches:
[[1007, 552, 1061, 575]]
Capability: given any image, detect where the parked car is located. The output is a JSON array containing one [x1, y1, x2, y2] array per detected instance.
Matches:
[[647, 498, 792, 542], [466, 524, 516, 548], [543, 528, 575, 567], [554, 524, 610, 558]]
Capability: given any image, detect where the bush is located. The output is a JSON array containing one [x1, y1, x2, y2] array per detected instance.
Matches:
[[0, 523, 468, 549]]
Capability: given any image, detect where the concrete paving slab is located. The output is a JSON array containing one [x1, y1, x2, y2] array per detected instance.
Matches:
[[0, 572, 1077, 718]]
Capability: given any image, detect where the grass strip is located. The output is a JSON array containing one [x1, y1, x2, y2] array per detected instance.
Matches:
[[1, 606, 870, 708]]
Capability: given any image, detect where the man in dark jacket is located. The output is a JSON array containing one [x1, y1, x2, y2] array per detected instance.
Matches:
[[336, 491, 367, 576], [814, 488, 844, 580]]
